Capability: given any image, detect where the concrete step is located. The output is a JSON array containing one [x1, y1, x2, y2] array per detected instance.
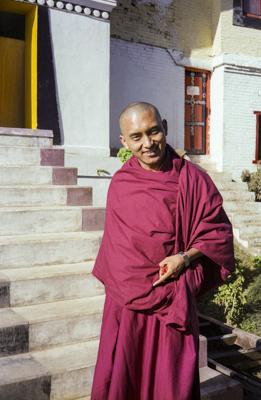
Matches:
[[223, 200, 261, 213], [195, 162, 217, 172], [0, 340, 98, 400], [230, 211, 261, 225], [75, 397, 90, 400], [233, 231, 261, 256], [0, 231, 103, 269], [234, 224, 261, 236], [0, 296, 105, 355], [0, 206, 105, 236], [0, 261, 104, 307], [0, 206, 82, 236], [0, 342, 242, 400], [0, 146, 64, 166], [214, 181, 248, 191], [0, 166, 77, 186], [0, 127, 53, 147], [0, 185, 92, 206], [220, 190, 255, 201], [208, 171, 233, 182], [239, 233, 261, 247], [200, 366, 243, 399], [189, 155, 212, 163]]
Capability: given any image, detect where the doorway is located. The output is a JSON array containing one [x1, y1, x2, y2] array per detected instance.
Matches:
[[0, 12, 25, 127], [184, 68, 210, 155], [0, 0, 37, 129]]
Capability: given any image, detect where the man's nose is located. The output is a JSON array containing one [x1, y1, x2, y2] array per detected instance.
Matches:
[[143, 134, 153, 148]]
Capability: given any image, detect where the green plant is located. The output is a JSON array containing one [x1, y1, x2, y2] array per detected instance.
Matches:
[[239, 317, 258, 333], [252, 256, 261, 269], [117, 147, 132, 163], [212, 259, 247, 325]]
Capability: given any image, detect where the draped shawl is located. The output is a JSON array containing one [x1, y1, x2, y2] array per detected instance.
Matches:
[[92, 144, 235, 334]]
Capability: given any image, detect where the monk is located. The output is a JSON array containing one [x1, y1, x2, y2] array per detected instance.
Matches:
[[91, 102, 235, 400]]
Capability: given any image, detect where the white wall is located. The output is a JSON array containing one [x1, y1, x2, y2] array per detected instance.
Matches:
[[223, 66, 261, 178], [110, 38, 185, 150], [210, 65, 224, 172], [210, 57, 261, 178], [49, 9, 110, 156]]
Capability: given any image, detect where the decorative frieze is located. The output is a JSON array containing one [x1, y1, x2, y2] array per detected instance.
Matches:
[[14, 0, 114, 20]]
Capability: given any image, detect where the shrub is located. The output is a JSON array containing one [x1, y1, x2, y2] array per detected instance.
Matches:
[[212, 258, 247, 325], [117, 147, 132, 163], [241, 168, 261, 201]]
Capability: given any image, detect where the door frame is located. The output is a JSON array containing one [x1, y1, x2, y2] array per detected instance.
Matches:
[[0, 0, 38, 128], [184, 67, 211, 155]]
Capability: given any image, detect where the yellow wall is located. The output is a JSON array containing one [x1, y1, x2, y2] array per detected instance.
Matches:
[[173, 0, 213, 57], [211, 0, 261, 57], [171, 0, 261, 59], [25, 6, 38, 128], [0, 0, 37, 128]]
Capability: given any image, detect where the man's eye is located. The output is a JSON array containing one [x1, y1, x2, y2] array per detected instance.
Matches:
[[151, 130, 159, 135], [132, 136, 140, 141]]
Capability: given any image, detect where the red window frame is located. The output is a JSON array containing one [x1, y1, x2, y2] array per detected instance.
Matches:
[[243, 0, 261, 19], [253, 111, 261, 164]]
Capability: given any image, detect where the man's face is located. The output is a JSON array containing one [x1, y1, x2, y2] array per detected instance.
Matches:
[[120, 108, 167, 171]]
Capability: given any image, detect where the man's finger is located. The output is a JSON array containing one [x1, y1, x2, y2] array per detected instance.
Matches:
[[153, 271, 172, 287]]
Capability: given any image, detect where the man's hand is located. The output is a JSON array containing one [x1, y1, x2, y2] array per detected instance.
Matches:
[[152, 254, 185, 287]]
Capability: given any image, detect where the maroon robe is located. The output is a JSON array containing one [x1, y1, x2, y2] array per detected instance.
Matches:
[[91, 144, 235, 400]]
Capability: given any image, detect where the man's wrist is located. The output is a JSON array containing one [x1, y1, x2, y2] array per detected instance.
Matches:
[[177, 251, 190, 268]]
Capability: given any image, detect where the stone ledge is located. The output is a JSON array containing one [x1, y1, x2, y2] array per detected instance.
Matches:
[[0, 128, 53, 139]]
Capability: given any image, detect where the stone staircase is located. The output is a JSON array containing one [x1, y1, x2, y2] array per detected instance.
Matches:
[[0, 132, 242, 400], [190, 155, 261, 257]]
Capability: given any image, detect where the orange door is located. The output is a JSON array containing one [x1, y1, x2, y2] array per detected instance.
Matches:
[[0, 36, 25, 127], [185, 69, 210, 154]]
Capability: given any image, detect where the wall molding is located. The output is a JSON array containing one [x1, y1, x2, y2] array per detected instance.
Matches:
[[14, 0, 117, 21]]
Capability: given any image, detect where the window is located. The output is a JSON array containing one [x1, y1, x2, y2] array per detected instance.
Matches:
[[233, 0, 261, 29], [243, 0, 261, 18], [253, 112, 261, 163]]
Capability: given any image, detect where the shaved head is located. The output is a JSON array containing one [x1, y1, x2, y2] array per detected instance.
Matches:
[[119, 102, 162, 133], [118, 101, 168, 171]]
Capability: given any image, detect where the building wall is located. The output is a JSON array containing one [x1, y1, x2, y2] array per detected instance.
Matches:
[[111, 0, 175, 49], [173, 0, 213, 57], [222, 66, 261, 177], [212, 0, 261, 58], [209, 65, 224, 171], [111, 0, 212, 56], [110, 38, 184, 150], [49, 9, 110, 156]]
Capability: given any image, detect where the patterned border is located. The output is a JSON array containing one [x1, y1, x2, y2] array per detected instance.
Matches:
[[14, 0, 113, 21]]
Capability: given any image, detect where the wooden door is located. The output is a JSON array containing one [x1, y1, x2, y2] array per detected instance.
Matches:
[[185, 69, 210, 154], [0, 36, 25, 127], [0, 11, 26, 127]]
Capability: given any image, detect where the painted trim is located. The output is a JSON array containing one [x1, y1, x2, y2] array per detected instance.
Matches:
[[253, 111, 261, 163], [37, 6, 61, 144], [13, 0, 116, 20], [25, 6, 38, 128]]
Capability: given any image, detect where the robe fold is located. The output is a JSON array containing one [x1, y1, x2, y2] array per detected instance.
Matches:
[[91, 144, 235, 400]]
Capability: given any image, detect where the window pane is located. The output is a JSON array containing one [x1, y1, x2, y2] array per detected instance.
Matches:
[[243, 0, 261, 15]]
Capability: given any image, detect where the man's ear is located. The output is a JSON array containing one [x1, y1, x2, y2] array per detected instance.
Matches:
[[162, 119, 168, 136], [119, 134, 130, 150]]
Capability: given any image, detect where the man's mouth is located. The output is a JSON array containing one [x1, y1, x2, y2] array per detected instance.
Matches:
[[143, 150, 158, 156]]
